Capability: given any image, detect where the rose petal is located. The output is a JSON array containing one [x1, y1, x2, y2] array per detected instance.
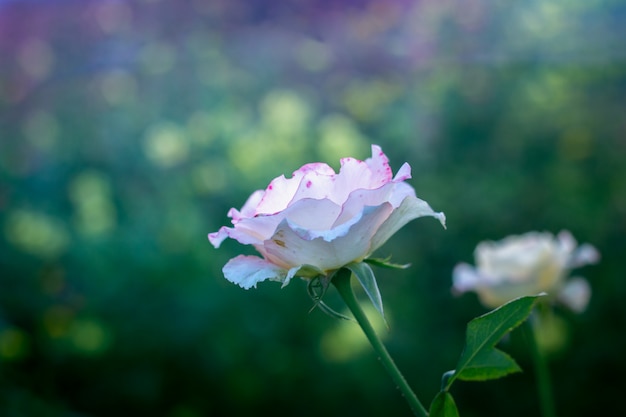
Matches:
[[208, 224, 264, 248], [393, 162, 412, 181], [369, 195, 446, 254], [558, 277, 591, 313], [365, 144, 394, 186], [557, 230, 576, 254], [282, 264, 326, 288], [208, 228, 229, 248], [286, 168, 340, 206], [245, 145, 407, 216], [279, 198, 342, 230], [222, 255, 287, 289], [287, 203, 381, 242], [452, 263, 481, 293], [332, 157, 373, 199], [333, 181, 416, 227], [256, 163, 336, 215], [255, 174, 298, 215], [569, 243, 600, 268], [288, 153, 384, 207], [261, 203, 394, 272], [329, 145, 395, 203], [230, 190, 266, 221], [475, 232, 558, 280], [214, 198, 344, 249], [240, 198, 342, 242]]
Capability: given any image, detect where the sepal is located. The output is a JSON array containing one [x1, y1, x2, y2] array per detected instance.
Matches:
[[345, 262, 386, 323], [307, 275, 354, 321], [364, 256, 411, 270]]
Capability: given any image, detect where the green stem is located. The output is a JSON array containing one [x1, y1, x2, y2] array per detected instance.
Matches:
[[522, 318, 556, 417], [332, 269, 428, 417]]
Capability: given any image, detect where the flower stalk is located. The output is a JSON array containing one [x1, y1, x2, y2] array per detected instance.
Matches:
[[522, 316, 556, 417], [332, 268, 428, 417]]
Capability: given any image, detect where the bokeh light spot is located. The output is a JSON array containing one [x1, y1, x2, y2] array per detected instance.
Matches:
[[43, 305, 74, 339], [320, 303, 388, 363], [22, 109, 60, 151], [99, 69, 138, 106], [559, 128, 593, 161], [191, 162, 226, 194], [518, 1, 566, 39], [68, 171, 117, 237], [95, 0, 133, 34], [260, 89, 311, 137], [4, 210, 70, 259], [140, 41, 177, 75], [294, 38, 333, 72], [521, 72, 569, 111], [68, 319, 112, 356], [0, 328, 29, 361], [17, 38, 55, 80], [143, 122, 189, 167], [229, 130, 307, 181], [342, 80, 399, 121], [317, 114, 368, 162], [186, 111, 215, 146], [227, 90, 311, 179]]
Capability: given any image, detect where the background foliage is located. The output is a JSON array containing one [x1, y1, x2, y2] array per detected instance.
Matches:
[[1, 0, 625, 416]]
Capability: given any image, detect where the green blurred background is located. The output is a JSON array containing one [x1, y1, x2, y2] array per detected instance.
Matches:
[[1, 0, 625, 416]]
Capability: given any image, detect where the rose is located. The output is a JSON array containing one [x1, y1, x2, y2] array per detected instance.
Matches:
[[209, 145, 445, 289], [452, 231, 600, 312]]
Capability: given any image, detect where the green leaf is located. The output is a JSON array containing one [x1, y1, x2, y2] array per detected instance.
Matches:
[[429, 392, 460, 417], [364, 256, 411, 270], [446, 294, 544, 389], [456, 347, 520, 381], [345, 262, 385, 321]]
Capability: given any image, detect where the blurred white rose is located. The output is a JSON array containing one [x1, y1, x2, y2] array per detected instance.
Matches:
[[453, 231, 599, 312]]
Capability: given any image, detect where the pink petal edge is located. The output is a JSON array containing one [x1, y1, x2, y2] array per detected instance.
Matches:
[[222, 255, 287, 289]]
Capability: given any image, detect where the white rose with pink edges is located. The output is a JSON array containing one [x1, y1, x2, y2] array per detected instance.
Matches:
[[453, 231, 600, 312], [209, 145, 446, 289]]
